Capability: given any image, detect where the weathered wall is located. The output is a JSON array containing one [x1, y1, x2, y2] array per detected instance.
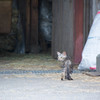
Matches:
[[52, 0, 74, 58], [0, 0, 12, 34], [0, 0, 25, 53], [0, 8, 18, 52]]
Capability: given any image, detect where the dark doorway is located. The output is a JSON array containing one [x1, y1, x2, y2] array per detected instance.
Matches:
[[38, 0, 52, 53]]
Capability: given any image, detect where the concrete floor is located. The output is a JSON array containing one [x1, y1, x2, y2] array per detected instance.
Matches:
[[0, 54, 100, 100], [0, 73, 100, 100]]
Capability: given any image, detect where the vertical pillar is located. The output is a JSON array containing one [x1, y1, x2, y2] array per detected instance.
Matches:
[[30, 0, 38, 53], [74, 0, 84, 64], [26, 0, 31, 53]]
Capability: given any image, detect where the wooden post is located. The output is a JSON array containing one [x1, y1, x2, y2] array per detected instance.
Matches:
[[26, 0, 31, 53], [30, 0, 38, 53], [74, 0, 84, 64]]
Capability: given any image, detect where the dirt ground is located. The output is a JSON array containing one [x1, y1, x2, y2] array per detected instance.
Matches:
[[0, 53, 100, 100], [0, 53, 61, 71], [0, 53, 100, 82]]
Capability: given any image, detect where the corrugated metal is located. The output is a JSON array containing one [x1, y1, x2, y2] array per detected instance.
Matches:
[[0, 0, 12, 34], [52, 0, 74, 58]]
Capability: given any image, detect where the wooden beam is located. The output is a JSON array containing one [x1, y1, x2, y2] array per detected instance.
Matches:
[[30, 0, 38, 53], [74, 0, 84, 64], [26, 0, 31, 53]]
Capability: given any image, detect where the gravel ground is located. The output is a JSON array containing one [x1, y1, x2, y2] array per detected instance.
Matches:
[[0, 73, 100, 100]]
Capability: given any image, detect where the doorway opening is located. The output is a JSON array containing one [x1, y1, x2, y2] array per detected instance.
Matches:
[[38, 0, 52, 54]]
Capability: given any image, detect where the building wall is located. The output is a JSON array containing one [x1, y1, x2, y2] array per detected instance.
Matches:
[[52, 0, 74, 59], [0, 0, 12, 34], [0, 0, 99, 61]]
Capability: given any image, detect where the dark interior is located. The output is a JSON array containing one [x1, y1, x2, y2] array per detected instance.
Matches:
[[38, 0, 52, 53]]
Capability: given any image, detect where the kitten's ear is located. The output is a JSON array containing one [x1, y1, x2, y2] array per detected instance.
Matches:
[[62, 51, 67, 56], [57, 52, 61, 56]]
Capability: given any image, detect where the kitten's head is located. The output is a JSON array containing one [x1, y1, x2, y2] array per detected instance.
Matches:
[[57, 51, 67, 61]]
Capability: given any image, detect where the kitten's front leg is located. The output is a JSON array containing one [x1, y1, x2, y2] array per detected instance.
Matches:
[[61, 66, 66, 80], [61, 71, 65, 80]]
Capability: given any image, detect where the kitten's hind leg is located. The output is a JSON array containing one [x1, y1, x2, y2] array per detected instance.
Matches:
[[67, 76, 73, 80], [65, 75, 73, 80], [65, 64, 73, 80]]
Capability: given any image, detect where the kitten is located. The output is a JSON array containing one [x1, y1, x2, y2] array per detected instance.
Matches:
[[57, 51, 73, 80]]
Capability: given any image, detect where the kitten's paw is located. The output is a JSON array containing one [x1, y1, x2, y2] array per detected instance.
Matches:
[[61, 78, 63, 81], [69, 77, 73, 80], [68, 77, 73, 80], [65, 76, 73, 80]]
